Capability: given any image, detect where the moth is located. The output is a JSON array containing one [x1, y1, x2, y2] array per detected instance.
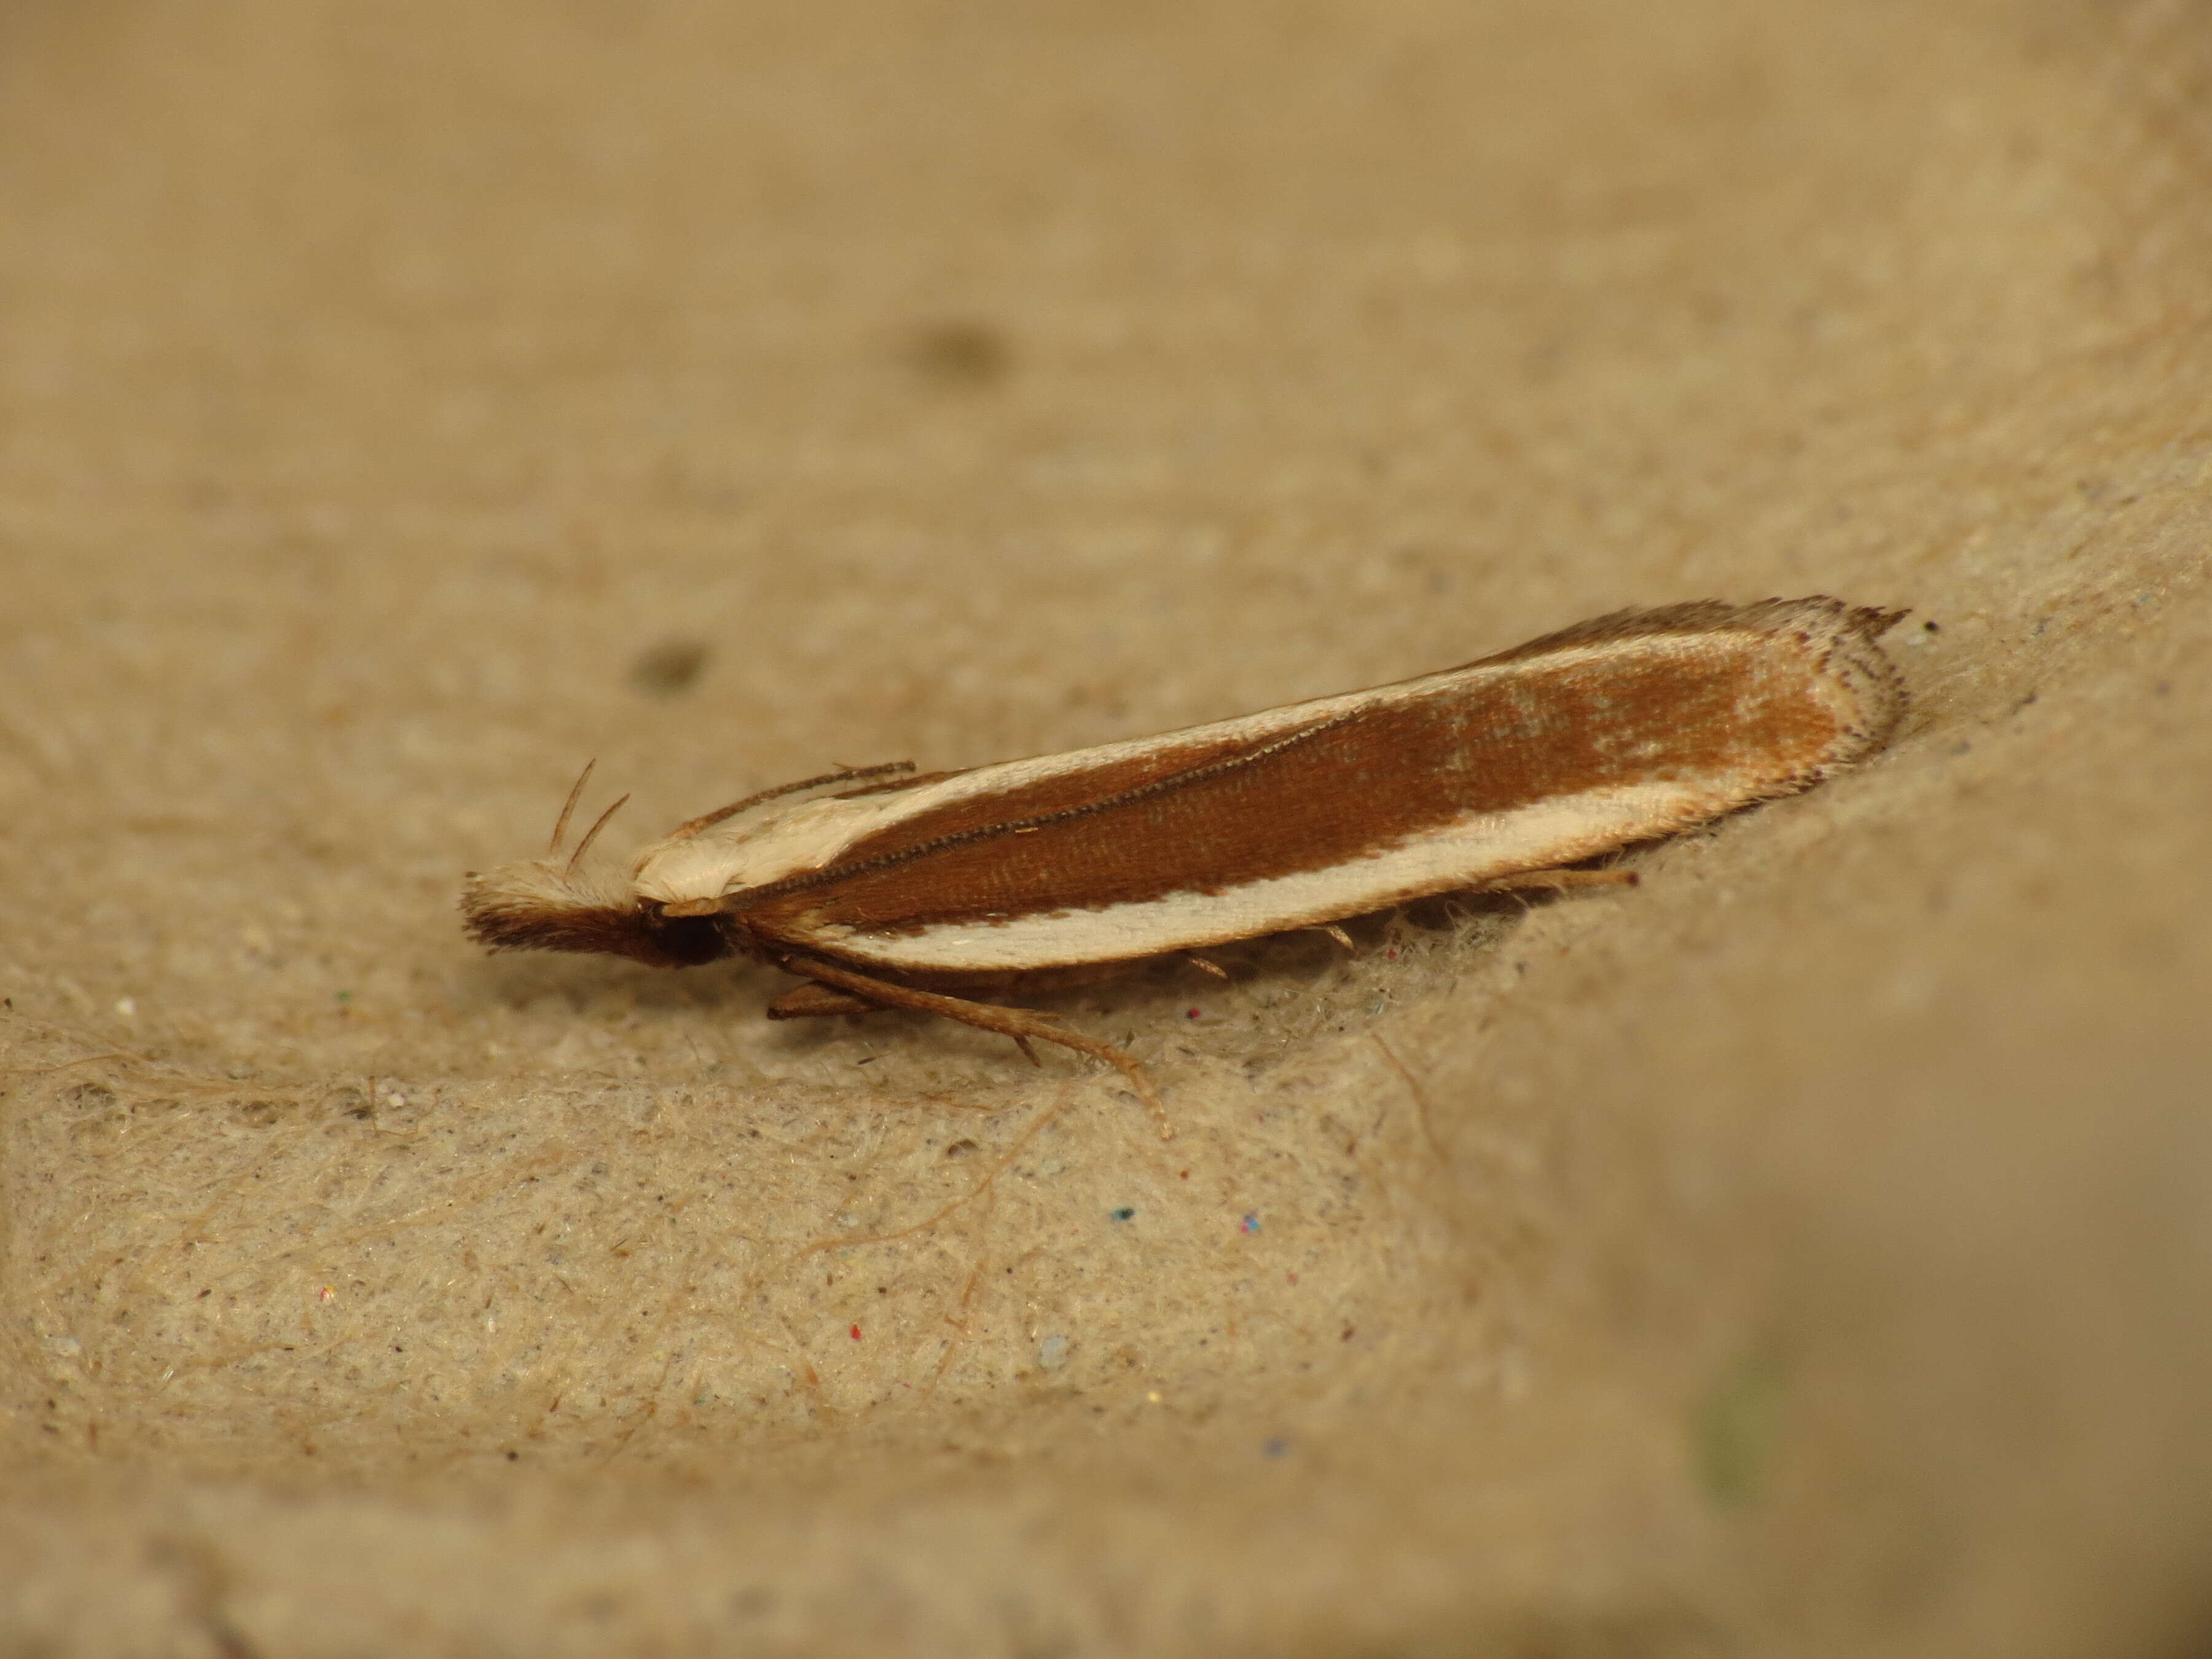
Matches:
[[461, 597, 1906, 1137]]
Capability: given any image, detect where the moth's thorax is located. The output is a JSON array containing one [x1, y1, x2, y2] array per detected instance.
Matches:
[[632, 790, 917, 906]]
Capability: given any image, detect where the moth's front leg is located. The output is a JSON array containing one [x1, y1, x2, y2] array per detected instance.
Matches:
[[772, 957, 1175, 1141], [770, 975, 1052, 1070], [766, 982, 880, 1019], [1475, 866, 1639, 893]]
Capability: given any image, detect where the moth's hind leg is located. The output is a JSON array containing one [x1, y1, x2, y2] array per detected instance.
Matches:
[[774, 959, 1174, 1141]]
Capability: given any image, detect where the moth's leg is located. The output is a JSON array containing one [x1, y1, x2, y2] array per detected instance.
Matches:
[[767, 983, 879, 1019], [779, 958, 1174, 1141], [771, 978, 1047, 1065], [1477, 866, 1639, 893]]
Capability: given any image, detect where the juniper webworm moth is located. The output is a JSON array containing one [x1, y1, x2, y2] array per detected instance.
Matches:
[[461, 597, 1906, 1138]]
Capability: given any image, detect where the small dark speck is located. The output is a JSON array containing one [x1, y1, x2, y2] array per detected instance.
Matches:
[[1921, 620, 1940, 633], [1111, 1206, 1136, 1222], [2154, 681, 2172, 696], [505, 1449, 519, 1461], [1262, 1436, 1290, 1458], [628, 638, 712, 698], [903, 318, 1013, 388], [944, 1139, 979, 1158]]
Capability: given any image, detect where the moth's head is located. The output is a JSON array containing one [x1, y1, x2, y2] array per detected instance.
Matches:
[[459, 859, 733, 969]]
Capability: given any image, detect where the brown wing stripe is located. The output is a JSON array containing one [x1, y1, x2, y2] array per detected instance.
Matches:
[[724, 707, 1362, 911]]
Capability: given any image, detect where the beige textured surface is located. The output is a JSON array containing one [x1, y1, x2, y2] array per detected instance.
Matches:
[[3, 2, 2210, 1653]]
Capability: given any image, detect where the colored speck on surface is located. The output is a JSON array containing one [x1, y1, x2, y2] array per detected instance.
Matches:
[[1186, 1007, 1202, 1019], [1110, 1207, 1135, 1222], [1241, 1214, 1261, 1234], [334, 989, 352, 1003], [849, 1324, 862, 1341], [1038, 1333, 1070, 1370], [627, 637, 712, 697], [1696, 1351, 1786, 1507], [1262, 1437, 1289, 1458]]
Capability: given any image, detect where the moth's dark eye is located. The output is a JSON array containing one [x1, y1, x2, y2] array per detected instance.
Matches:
[[651, 911, 729, 967]]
